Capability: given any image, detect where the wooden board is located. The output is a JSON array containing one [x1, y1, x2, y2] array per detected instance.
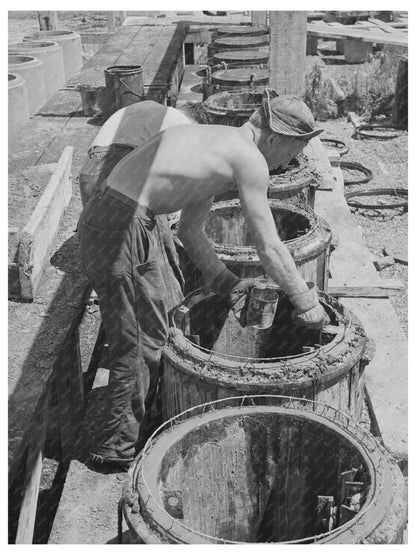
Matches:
[[48, 368, 129, 544], [328, 282, 404, 298], [307, 20, 408, 47], [15, 389, 50, 544], [18, 147, 73, 301], [8, 196, 91, 483]]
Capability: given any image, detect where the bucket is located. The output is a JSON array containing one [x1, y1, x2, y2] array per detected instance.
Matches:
[[122, 396, 407, 543], [104, 65, 144, 114], [246, 281, 280, 329]]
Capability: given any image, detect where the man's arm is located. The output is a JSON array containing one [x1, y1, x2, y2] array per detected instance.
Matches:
[[234, 150, 309, 297], [177, 197, 228, 282]]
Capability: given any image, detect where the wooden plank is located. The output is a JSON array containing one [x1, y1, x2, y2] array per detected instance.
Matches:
[[48, 367, 129, 544], [8, 226, 20, 263], [328, 283, 404, 298], [307, 22, 408, 47], [18, 146, 73, 301], [347, 111, 362, 129], [8, 196, 91, 484], [368, 18, 408, 33], [15, 389, 50, 544]]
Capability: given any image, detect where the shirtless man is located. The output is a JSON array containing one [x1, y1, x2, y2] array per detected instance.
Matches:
[[79, 99, 193, 206], [78, 89, 329, 469], [79, 99, 193, 309]]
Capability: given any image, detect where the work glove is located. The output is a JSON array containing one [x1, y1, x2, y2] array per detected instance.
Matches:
[[210, 268, 257, 327], [288, 282, 330, 330]]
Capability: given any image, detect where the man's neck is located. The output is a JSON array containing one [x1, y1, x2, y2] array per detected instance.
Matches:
[[239, 121, 260, 145]]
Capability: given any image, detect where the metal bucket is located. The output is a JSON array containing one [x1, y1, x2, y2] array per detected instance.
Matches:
[[104, 65, 144, 113]]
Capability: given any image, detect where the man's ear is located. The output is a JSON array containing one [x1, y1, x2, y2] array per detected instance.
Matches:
[[267, 132, 279, 147]]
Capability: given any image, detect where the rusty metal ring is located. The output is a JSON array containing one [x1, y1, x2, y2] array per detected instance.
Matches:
[[340, 161, 373, 185]]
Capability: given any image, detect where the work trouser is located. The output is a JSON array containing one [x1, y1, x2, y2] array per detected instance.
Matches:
[[78, 143, 184, 308], [79, 143, 135, 207], [78, 187, 170, 459]]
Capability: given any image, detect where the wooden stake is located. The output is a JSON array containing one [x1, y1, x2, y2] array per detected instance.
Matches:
[[392, 58, 408, 126], [251, 11, 268, 26], [269, 12, 307, 96], [37, 11, 58, 31]]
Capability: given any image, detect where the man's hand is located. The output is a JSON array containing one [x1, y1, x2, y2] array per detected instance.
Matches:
[[288, 282, 330, 331], [227, 278, 259, 327], [210, 268, 257, 327], [291, 303, 330, 330]]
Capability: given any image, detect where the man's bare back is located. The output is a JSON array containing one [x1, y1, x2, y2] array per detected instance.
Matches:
[[107, 124, 269, 215]]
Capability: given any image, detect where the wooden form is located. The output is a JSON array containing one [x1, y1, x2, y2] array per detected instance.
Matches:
[[306, 138, 408, 470], [18, 147, 73, 301], [122, 11, 251, 26]]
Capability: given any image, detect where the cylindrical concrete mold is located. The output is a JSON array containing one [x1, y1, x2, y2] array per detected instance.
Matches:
[[8, 41, 65, 100], [104, 65, 144, 113], [8, 54, 46, 115], [205, 199, 331, 288], [203, 65, 269, 100], [122, 397, 407, 544], [213, 49, 269, 66], [211, 66, 269, 87], [215, 154, 317, 208], [213, 35, 269, 51], [24, 30, 83, 81], [203, 89, 263, 126], [8, 73, 30, 131], [217, 25, 269, 36], [162, 290, 366, 420]]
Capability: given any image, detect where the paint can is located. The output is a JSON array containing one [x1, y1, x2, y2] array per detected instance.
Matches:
[[246, 281, 280, 329]]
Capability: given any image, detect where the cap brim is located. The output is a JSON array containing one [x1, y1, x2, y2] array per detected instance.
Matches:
[[269, 112, 323, 140]]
